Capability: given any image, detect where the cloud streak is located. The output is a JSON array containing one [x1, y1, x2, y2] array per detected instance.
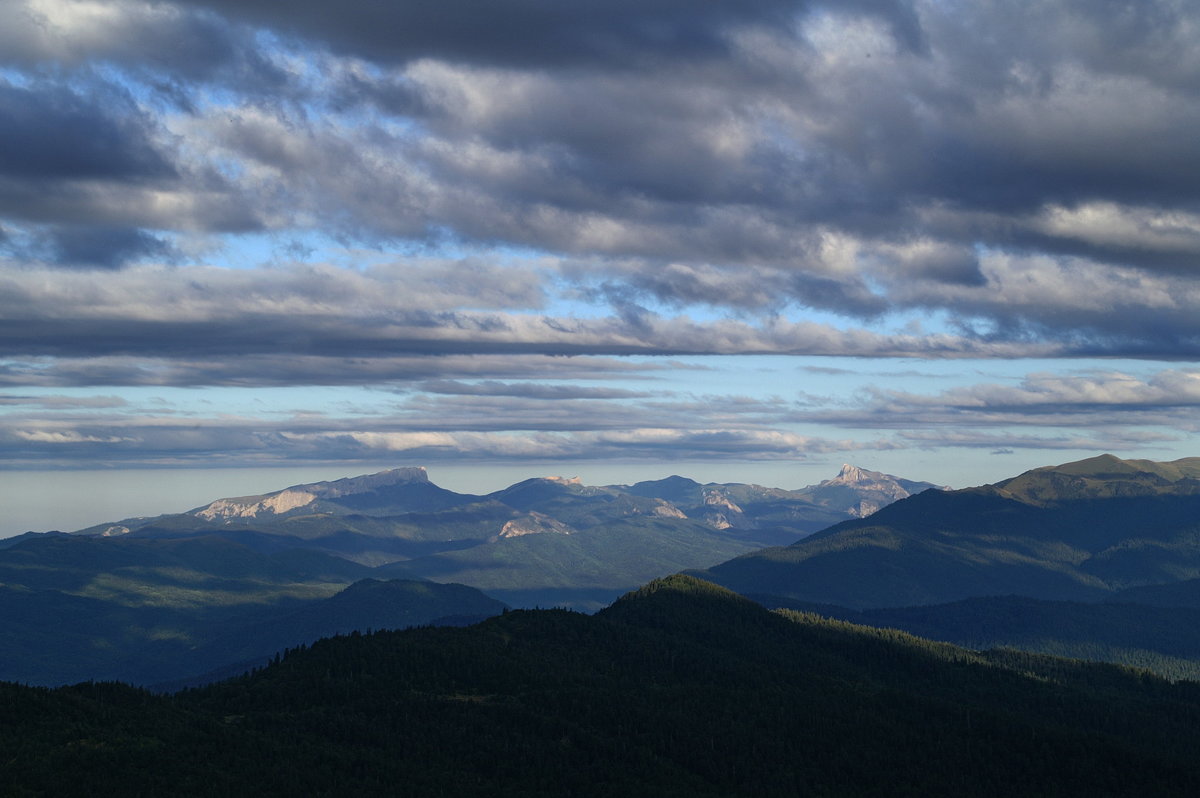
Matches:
[[0, 391, 890, 469]]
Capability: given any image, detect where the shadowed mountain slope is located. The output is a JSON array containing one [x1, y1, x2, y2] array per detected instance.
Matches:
[[749, 592, 1200, 681], [699, 455, 1200, 609], [0, 533, 506, 686]]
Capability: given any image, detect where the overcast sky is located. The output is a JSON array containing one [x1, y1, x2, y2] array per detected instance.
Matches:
[[4, 0, 1200, 534]]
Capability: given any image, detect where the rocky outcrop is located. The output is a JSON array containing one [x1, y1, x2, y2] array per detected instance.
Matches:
[[195, 488, 318, 520], [491, 511, 575, 541]]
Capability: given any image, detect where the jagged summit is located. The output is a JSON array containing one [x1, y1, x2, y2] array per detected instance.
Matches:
[[822, 464, 902, 489], [543, 476, 583, 486], [824, 464, 871, 484], [801, 464, 944, 518]]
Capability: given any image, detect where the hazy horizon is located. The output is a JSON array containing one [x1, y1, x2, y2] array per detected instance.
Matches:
[[1, 458, 916, 538], [0, 447, 1142, 539]]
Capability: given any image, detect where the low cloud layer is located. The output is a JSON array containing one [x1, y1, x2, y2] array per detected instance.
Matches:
[[4, 365, 1196, 472]]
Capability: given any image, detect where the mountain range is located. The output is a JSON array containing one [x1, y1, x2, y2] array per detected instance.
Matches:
[[17, 453, 1200, 686], [64, 462, 940, 610], [0, 462, 938, 685]]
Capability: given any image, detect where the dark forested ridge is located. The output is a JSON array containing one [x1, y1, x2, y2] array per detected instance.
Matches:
[[750, 592, 1200, 681], [5, 575, 1200, 797]]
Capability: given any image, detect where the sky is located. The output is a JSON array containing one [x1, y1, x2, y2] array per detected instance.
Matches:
[[4, 0, 1200, 536]]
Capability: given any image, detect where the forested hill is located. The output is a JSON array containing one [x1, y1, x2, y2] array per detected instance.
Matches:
[[6, 575, 1200, 796], [697, 454, 1200, 608]]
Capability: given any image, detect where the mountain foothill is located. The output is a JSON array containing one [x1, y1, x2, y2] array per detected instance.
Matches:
[[697, 453, 1200, 680]]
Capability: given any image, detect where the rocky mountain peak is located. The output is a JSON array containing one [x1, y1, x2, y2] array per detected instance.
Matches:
[[826, 464, 887, 486], [194, 466, 432, 520], [801, 464, 943, 519]]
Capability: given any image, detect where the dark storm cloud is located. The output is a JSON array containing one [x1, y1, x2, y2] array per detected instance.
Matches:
[[185, 0, 809, 69], [0, 75, 259, 246], [4, 0, 1200, 370], [926, 0, 1200, 93], [0, 260, 1058, 363], [220, 0, 1199, 349], [0, 82, 172, 182], [0, 311, 1029, 361], [34, 225, 173, 269], [882, 254, 1200, 359]]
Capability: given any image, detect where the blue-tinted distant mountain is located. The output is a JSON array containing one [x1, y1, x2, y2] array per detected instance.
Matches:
[[622, 474, 706, 504], [64, 463, 933, 611], [152, 578, 507, 689], [620, 464, 943, 532], [375, 515, 767, 609], [621, 474, 839, 533], [0, 543, 505, 687]]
